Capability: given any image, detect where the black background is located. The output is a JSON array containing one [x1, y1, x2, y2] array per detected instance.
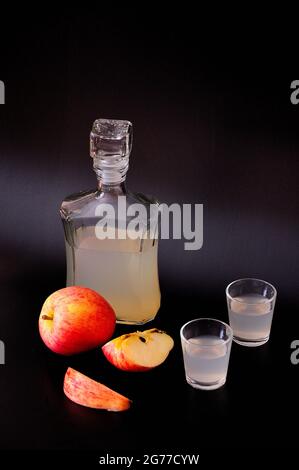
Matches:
[[0, 9, 298, 459]]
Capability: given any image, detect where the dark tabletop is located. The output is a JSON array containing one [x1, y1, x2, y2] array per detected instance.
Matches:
[[0, 275, 297, 455]]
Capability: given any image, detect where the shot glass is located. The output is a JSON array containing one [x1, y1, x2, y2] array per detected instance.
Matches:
[[226, 278, 277, 347], [180, 318, 233, 390]]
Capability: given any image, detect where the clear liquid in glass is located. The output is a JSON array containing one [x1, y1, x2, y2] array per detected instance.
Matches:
[[228, 293, 273, 346], [182, 335, 230, 390]]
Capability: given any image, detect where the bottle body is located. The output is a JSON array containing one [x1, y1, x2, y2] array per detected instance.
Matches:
[[61, 119, 161, 324], [61, 189, 161, 324]]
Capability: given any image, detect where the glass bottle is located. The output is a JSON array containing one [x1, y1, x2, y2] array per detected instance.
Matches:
[[60, 119, 161, 324]]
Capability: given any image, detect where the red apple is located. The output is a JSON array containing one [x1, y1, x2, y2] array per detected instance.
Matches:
[[64, 367, 131, 411], [39, 286, 116, 355], [102, 328, 174, 371]]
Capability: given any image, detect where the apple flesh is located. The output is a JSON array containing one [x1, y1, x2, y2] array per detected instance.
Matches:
[[64, 367, 131, 411], [102, 328, 174, 371], [39, 286, 116, 355]]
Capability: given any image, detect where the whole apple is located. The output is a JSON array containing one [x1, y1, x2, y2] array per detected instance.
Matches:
[[39, 286, 116, 355]]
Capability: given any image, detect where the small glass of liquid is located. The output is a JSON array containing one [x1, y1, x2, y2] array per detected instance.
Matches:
[[226, 278, 277, 347], [180, 318, 233, 390]]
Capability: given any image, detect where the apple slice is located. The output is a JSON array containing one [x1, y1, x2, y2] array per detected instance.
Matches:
[[63, 367, 131, 411], [102, 328, 174, 371]]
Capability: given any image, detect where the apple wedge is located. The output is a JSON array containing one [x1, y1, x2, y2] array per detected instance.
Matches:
[[63, 367, 131, 411], [102, 328, 174, 371]]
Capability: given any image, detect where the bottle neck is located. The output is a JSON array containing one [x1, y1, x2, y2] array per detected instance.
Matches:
[[90, 118, 132, 186], [93, 155, 129, 186], [97, 179, 127, 195]]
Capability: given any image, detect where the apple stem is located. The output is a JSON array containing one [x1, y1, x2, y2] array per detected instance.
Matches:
[[41, 314, 53, 321]]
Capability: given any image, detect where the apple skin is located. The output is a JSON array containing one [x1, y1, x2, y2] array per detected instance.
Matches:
[[102, 335, 150, 372], [63, 367, 131, 411], [39, 286, 116, 355]]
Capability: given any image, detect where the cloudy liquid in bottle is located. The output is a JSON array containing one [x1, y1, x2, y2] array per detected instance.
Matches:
[[66, 227, 161, 324]]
